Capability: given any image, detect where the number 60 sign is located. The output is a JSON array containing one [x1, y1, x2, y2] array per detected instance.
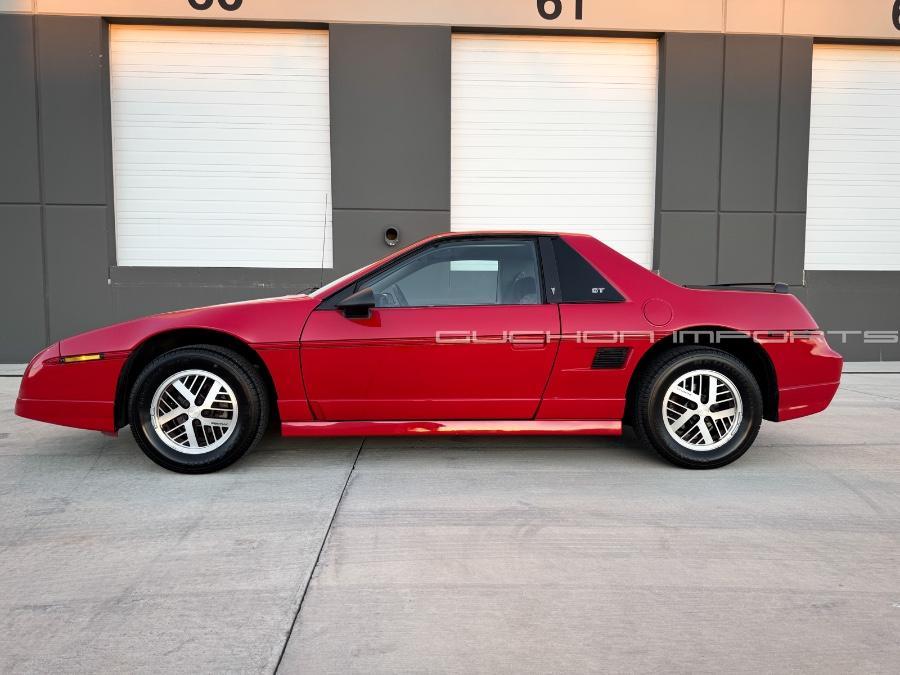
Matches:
[[189, 0, 242, 10]]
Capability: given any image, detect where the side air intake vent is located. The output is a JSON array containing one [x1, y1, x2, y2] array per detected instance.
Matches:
[[591, 347, 630, 370]]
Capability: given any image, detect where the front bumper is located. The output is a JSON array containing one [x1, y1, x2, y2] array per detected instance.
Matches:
[[15, 398, 116, 432], [15, 343, 125, 433]]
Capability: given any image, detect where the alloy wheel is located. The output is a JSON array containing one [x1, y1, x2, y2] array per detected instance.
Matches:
[[662, 369, 743, 451], [150, 369, 238, 454]]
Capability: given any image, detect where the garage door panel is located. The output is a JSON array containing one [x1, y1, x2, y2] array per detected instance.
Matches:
[[455, 147, 656, 163], [112, 91, 327, 110], [806, 44, 900, 271], [113, 129, 329, 145], [454, 183, 652, 197], [111, 78, 329, 96], [112, 139, 330, 159], [114, 175, 329, 191], [451, 35, 658, 269], [809, 138, 900, 153], [110, 25, 331, 269], [112, 30, 327, 55], [111, 104, 329, 122]]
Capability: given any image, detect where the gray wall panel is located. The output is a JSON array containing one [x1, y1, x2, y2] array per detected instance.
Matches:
[[0, 14, 40, 204], [111, 285, 301, 325], [109, 267, 323, 288], [329, 24, 450, 211], [44, 206, 111, 342], [776, 37, 813, 212], [773, 212, 805, 285], [333, 209, 450, 274], [36, 15, 107, 206], [719, 35, 782, 212], [657, 33, 724, 212], [657, 212, 718, 285], [657, 34, 813, 295], [804, 271, 900, 362], [109, 267, 324, 323], [0, 205, 46, 361], [717, 213, 775, 283]]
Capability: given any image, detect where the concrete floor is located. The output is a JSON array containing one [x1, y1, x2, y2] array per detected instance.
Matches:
[[1, 375, 898, 674]]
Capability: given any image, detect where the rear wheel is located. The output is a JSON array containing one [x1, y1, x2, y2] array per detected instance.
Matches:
[[128, 345, 268, 473], [633, 347, 762, 469]]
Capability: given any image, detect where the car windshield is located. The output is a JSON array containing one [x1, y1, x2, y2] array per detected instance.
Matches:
[[307, 237, 438, 298], [306, 266, 366, 298]]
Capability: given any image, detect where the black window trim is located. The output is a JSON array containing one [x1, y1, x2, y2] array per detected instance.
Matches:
[[317, 234, 549, 310], [538, 237, 561, 304]]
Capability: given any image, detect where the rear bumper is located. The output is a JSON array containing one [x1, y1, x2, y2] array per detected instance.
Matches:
[[768, 333, 843, 422], [777, 380, 841, 421]]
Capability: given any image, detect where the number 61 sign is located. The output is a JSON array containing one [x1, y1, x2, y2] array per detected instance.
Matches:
[[537, 0, 584, 21]]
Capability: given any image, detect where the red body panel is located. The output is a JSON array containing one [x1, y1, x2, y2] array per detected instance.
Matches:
[[300, 304, 560, 420], [16, 231, 842, 436]]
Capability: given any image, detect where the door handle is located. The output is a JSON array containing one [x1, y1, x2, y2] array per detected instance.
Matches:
[[510, 332, 548, 350]]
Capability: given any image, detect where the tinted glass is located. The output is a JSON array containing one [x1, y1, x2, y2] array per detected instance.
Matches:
[[552, 238, 624, 303], [366, 239, 541, 307]]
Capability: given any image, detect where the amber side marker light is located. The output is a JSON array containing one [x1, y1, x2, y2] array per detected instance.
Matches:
[[60, 353, 103, 364]]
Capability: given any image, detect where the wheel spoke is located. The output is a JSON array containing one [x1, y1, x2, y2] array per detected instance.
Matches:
[[668, 409, 694, 432], [674, 384, 702, 405], [172, 379, 196, 405], [156, 407, 186, 426], [201, 381, 223, 411], [709, 407, 736, 421], [707, 377, 718, 405], [182, 420, 199, 449], [696, 419, 714, 445]]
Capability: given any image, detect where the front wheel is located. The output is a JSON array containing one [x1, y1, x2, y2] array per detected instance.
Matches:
[[128, 345, 268, 473], [634, 347, 762, 469]]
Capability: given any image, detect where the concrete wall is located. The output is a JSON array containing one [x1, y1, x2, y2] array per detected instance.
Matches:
[[0, 14, 43, 362], [329, 24, 450, 273], [655, 32, 900, 360], [655, 33, 812, 288], [0, 14, 897, 361], [798, 272, 900, 362], [0, 17, 451, 360]]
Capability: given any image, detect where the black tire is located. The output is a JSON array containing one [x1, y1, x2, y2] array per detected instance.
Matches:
[[128, 345, 268, 473], [633, 347, 762, 469]]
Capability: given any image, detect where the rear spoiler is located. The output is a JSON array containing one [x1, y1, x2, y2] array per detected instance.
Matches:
[[683, 282, 791, 294]]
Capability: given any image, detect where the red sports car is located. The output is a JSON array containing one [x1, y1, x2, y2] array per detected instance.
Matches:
[[16, 232, 842, 473]]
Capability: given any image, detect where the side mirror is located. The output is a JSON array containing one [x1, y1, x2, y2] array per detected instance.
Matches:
[[337, 287, 376, 319]]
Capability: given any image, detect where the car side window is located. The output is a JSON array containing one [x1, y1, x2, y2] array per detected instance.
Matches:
[[551, 237, 624, 303], [365, 239, 542, 308]]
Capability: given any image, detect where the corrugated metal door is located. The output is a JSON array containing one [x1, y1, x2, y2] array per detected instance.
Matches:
[[110, 25, 331, 268], [807, 44, 900, 271], [451, 34, 659, 268]]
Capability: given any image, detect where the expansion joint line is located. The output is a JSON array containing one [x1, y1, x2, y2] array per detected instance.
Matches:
[[271, 439, 364, 673]]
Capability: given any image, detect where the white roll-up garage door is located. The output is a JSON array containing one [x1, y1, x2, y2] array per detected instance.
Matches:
[[806, 44, 900, 271], [110, 25, 331, 268], [451, 34, 658, 268]]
